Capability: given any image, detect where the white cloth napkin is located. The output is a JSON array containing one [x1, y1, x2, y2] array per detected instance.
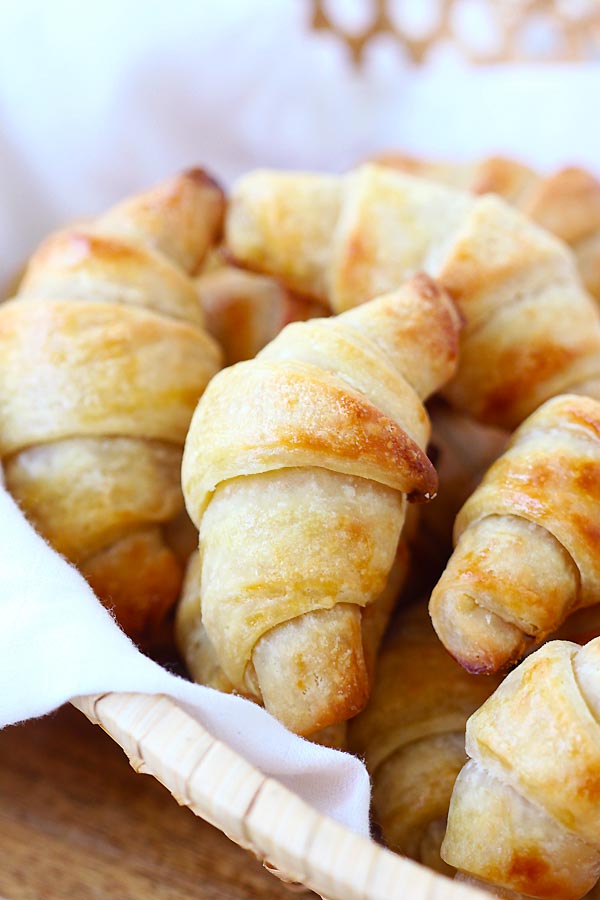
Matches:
[[0, 475, 371, 834]]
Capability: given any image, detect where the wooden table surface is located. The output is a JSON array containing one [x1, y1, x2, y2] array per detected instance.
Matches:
[[0, 704, 299, 900]]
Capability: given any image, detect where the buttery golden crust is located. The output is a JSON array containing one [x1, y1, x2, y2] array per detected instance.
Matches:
[[443, 639, 600, 900], [348, 603, 500, 874], [20, 229, 205, 325], [227, 164, 600, 430], [82, 527, 183, 645], [376, 153, 600, 305], [0, 299, 219, 455], [3, 438, 182, 562], [183, 360, 436, 521], [180, 275, 460, 733], [0, 170, 223, 645], [226, 171, 341, 300], [430, 394, 600, 675]]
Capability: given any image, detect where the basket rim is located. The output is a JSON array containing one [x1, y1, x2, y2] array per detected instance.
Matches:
[[72, 691, 489, 900]]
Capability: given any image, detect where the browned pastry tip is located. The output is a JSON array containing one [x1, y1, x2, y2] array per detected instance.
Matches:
[[96, 167, 226, 275]]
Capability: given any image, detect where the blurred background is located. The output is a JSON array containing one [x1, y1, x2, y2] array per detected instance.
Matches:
[[1, 0, 599, 282]]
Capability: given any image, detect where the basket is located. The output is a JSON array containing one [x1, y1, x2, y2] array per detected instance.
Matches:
[[72, 692, 487, 900], [309, 0, 600, 65], [20, 5, 599, 896]]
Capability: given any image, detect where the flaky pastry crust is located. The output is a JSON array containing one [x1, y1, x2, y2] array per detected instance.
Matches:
[[0, 170, 224, 644]]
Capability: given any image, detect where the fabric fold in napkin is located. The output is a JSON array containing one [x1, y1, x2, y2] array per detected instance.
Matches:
[[0, 479, 371, 835]]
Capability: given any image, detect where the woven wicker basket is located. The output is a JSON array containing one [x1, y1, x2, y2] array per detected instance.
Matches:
[[71, 692, 487, 900]]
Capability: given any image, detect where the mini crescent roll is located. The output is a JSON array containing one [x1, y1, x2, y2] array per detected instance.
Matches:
[[226, 164, 600, 430], [180, 274, 460, 734], [430, 394, 600, 674], [442, 637, 600, 900], [348, 602, 501, 875], [374, 153, 600, 304], [0, 170, 223, 644]]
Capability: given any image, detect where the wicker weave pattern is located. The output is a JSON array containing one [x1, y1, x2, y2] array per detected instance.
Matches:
[[72, 693, 490, 899], [309, 0, 600, 64]]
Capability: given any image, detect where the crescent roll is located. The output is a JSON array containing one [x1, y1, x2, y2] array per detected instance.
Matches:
[[375, 153, 600, 303], [348, 602, 500, 876], [0, 170, 223, 644], [226, 164, 600, 430], [430, 394, 600, 675], [180, 274, 461, 735], [442, 637, 600, 900]]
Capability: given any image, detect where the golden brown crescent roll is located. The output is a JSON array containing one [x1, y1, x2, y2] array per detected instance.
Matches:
[[226, 164, 600, 430], [0, 170, 223, 645], [430, 394, 600, 675], [348, 602, 500, 876], [180, 274, 460, 735], [442, 637, 600, 900], [371, 153, 538, 205], [375, 153, 600, 303]]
